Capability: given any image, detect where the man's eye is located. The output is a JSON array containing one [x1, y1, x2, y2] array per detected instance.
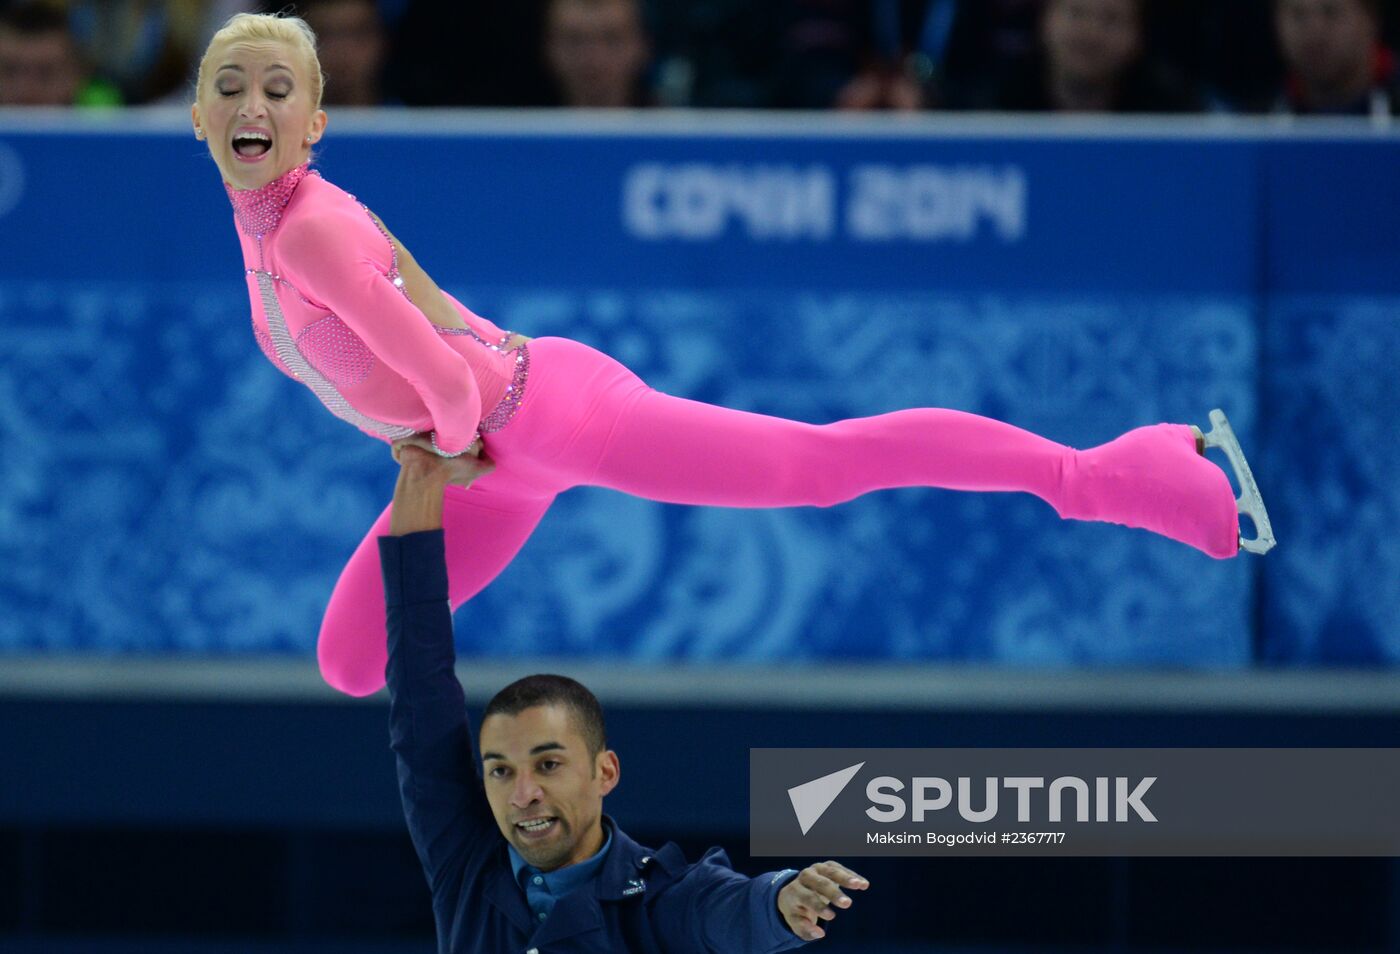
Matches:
[[540, 760, 560, 771], [268, 90, 289, 99], [218, 89, 239, 97]]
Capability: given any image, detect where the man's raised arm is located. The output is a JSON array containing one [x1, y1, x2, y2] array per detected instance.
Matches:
[[380, 442, 495, 895]]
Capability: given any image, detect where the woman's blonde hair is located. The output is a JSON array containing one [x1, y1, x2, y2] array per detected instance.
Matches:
[[195, 12, 324, 108]]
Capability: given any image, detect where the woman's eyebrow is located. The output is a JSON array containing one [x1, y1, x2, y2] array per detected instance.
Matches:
[[215, 64, 295, 75]]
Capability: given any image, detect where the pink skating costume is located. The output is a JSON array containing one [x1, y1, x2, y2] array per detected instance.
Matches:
[[228, 163, 526, 456], [228, 164, 1241, 698]]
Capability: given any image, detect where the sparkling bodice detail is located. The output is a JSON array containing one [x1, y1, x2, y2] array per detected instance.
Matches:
[[225, 163, 314, 237], [227, 168, 527, 452]]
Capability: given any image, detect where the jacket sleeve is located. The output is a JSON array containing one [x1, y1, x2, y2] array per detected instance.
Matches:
[[280, 212, 482, 454], [656, 848, 806, 953], [379, 530, 497, 897]]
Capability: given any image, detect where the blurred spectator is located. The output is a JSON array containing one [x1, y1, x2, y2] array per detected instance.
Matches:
[[646, 0, 783, 107], [772, 0, 888, 109], [543, 0, 654, 107], [0, 3, 80, 105], [931, 0, 1044, 108], [67, 0, 205, 103], [0, 2, 117, 106], [646, 0, 935, 110], [1194, 0, 1284, 111], [941, 0, 1367, 115], [764, 0, 927, 110], [1274, 0, 1399, 115], [994, 0, 1201, 112], [836, 0, 931, 110], [384, 1, 552, 106], [301, 0, 391, 106]]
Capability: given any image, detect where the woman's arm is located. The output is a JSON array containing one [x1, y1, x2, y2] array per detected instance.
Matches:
[[364, 209, 528, 349], [279, 210, 483, 455]]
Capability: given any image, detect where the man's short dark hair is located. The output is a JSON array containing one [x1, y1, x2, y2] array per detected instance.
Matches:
[[482, 674, 608, 761]]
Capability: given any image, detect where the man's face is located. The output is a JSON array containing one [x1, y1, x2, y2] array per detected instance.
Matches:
[[1276, 0, 1377, 91], [480, 704, 619, 871], [544, 0, 648, 107], [1042, 0, 1142, 86], [0, 28, 80, 106]]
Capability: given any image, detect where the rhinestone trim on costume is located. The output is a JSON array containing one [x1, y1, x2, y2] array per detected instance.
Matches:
[[358, 204, 414, 304], [434, 324, 490, 347], [296, 314, 376, 388], [429, 329, 530, 433], [479, 345, 530, 433], [227, 163, 314, 236], [255, 270, 416, 442], [430, 429, 469, 458], [252, 321, 282, 370]]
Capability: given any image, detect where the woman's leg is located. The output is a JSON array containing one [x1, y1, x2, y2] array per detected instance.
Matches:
[[317, 485, 554, 697], [577, 385, 1238, 558]]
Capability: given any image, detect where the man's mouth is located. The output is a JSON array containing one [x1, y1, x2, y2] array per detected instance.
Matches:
[[515, 816, 558, 839], [232, 130, 272, 161]]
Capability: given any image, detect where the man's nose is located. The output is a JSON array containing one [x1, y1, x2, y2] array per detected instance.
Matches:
[[510, 772, 543, 808]]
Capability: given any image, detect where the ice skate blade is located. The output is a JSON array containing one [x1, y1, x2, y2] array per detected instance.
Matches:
[[1200, 409, 1276, 555]]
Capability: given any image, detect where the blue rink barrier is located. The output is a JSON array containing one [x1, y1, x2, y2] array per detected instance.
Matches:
[[0, 113, 1396, 665]]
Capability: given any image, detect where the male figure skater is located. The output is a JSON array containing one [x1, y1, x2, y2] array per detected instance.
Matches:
[[379, 442, 869, 952]]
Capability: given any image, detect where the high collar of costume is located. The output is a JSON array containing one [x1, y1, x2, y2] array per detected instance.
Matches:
[[226, 162, 315, 237]]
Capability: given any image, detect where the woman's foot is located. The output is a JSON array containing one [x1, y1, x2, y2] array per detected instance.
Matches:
[[1056, 423, 1241, 558]]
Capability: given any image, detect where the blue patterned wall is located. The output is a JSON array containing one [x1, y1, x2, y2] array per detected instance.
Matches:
[[0, 120, 1394, 666]]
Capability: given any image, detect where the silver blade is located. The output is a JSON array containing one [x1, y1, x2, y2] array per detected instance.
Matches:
[[1201, 409, 1276, 555]]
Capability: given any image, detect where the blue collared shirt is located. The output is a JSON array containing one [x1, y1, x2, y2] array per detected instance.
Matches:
[[508, 826, 613, 924]]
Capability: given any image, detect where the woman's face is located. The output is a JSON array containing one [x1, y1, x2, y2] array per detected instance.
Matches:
[[192, 38, 325, 191]]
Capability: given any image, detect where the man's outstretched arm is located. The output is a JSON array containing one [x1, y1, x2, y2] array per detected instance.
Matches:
[[381, 444, 495, 895], [657, 853, 869, 952]]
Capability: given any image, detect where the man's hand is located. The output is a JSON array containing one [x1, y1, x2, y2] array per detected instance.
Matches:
[[387, 440, 496, 536], [777, 861, 869, 942], [391, 432, 486, 465]]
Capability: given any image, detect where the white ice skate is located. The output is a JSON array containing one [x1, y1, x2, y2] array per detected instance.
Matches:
[[1191, 409, 1276, 555]]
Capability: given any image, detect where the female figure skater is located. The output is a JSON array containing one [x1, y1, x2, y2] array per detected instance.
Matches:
[[193, 13, 1272, 698]]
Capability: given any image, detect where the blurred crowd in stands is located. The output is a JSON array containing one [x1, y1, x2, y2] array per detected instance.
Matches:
[[1, 0, 1397, 117]]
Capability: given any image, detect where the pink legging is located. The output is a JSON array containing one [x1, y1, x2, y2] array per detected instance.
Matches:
[[319, 336, 1239, 696]]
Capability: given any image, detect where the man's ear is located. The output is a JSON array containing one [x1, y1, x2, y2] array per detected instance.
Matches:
[[597, 750, 620, 797]]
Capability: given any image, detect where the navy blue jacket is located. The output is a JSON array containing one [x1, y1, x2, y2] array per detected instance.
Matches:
[[379, 530, 807, 954]]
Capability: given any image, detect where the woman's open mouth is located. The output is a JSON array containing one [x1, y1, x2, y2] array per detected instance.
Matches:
[[232, 131, 272, 162]]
